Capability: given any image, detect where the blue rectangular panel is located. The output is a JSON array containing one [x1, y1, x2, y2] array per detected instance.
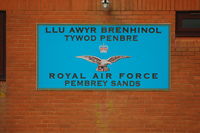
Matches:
[[37, 24, 170, 90]]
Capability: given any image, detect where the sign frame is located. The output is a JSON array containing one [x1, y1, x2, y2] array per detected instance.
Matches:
[[36, 24, 171, 91]]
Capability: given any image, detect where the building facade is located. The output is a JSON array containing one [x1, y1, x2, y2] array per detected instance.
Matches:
[[0, 0, 200, 132]]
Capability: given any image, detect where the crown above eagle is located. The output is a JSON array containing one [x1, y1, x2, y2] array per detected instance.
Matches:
[[99, 43, 108, 53]]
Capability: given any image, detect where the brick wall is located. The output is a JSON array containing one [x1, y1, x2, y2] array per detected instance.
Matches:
[[0, 0, 200, 133]]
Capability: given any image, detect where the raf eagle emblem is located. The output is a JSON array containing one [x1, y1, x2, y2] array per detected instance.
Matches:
[[76, 56, 131, 71]]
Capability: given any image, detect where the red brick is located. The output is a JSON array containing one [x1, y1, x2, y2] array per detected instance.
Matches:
[[0, 0, 200, 133]]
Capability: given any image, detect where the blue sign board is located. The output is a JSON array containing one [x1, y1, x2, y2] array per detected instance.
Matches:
[[37, 24, 170, 90]]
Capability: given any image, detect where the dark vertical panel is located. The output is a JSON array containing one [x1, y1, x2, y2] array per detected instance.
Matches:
[[0, 11, 6, 80]]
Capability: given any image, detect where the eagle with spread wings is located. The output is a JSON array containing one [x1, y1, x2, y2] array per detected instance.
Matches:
[[76, 56, 131, 71]]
